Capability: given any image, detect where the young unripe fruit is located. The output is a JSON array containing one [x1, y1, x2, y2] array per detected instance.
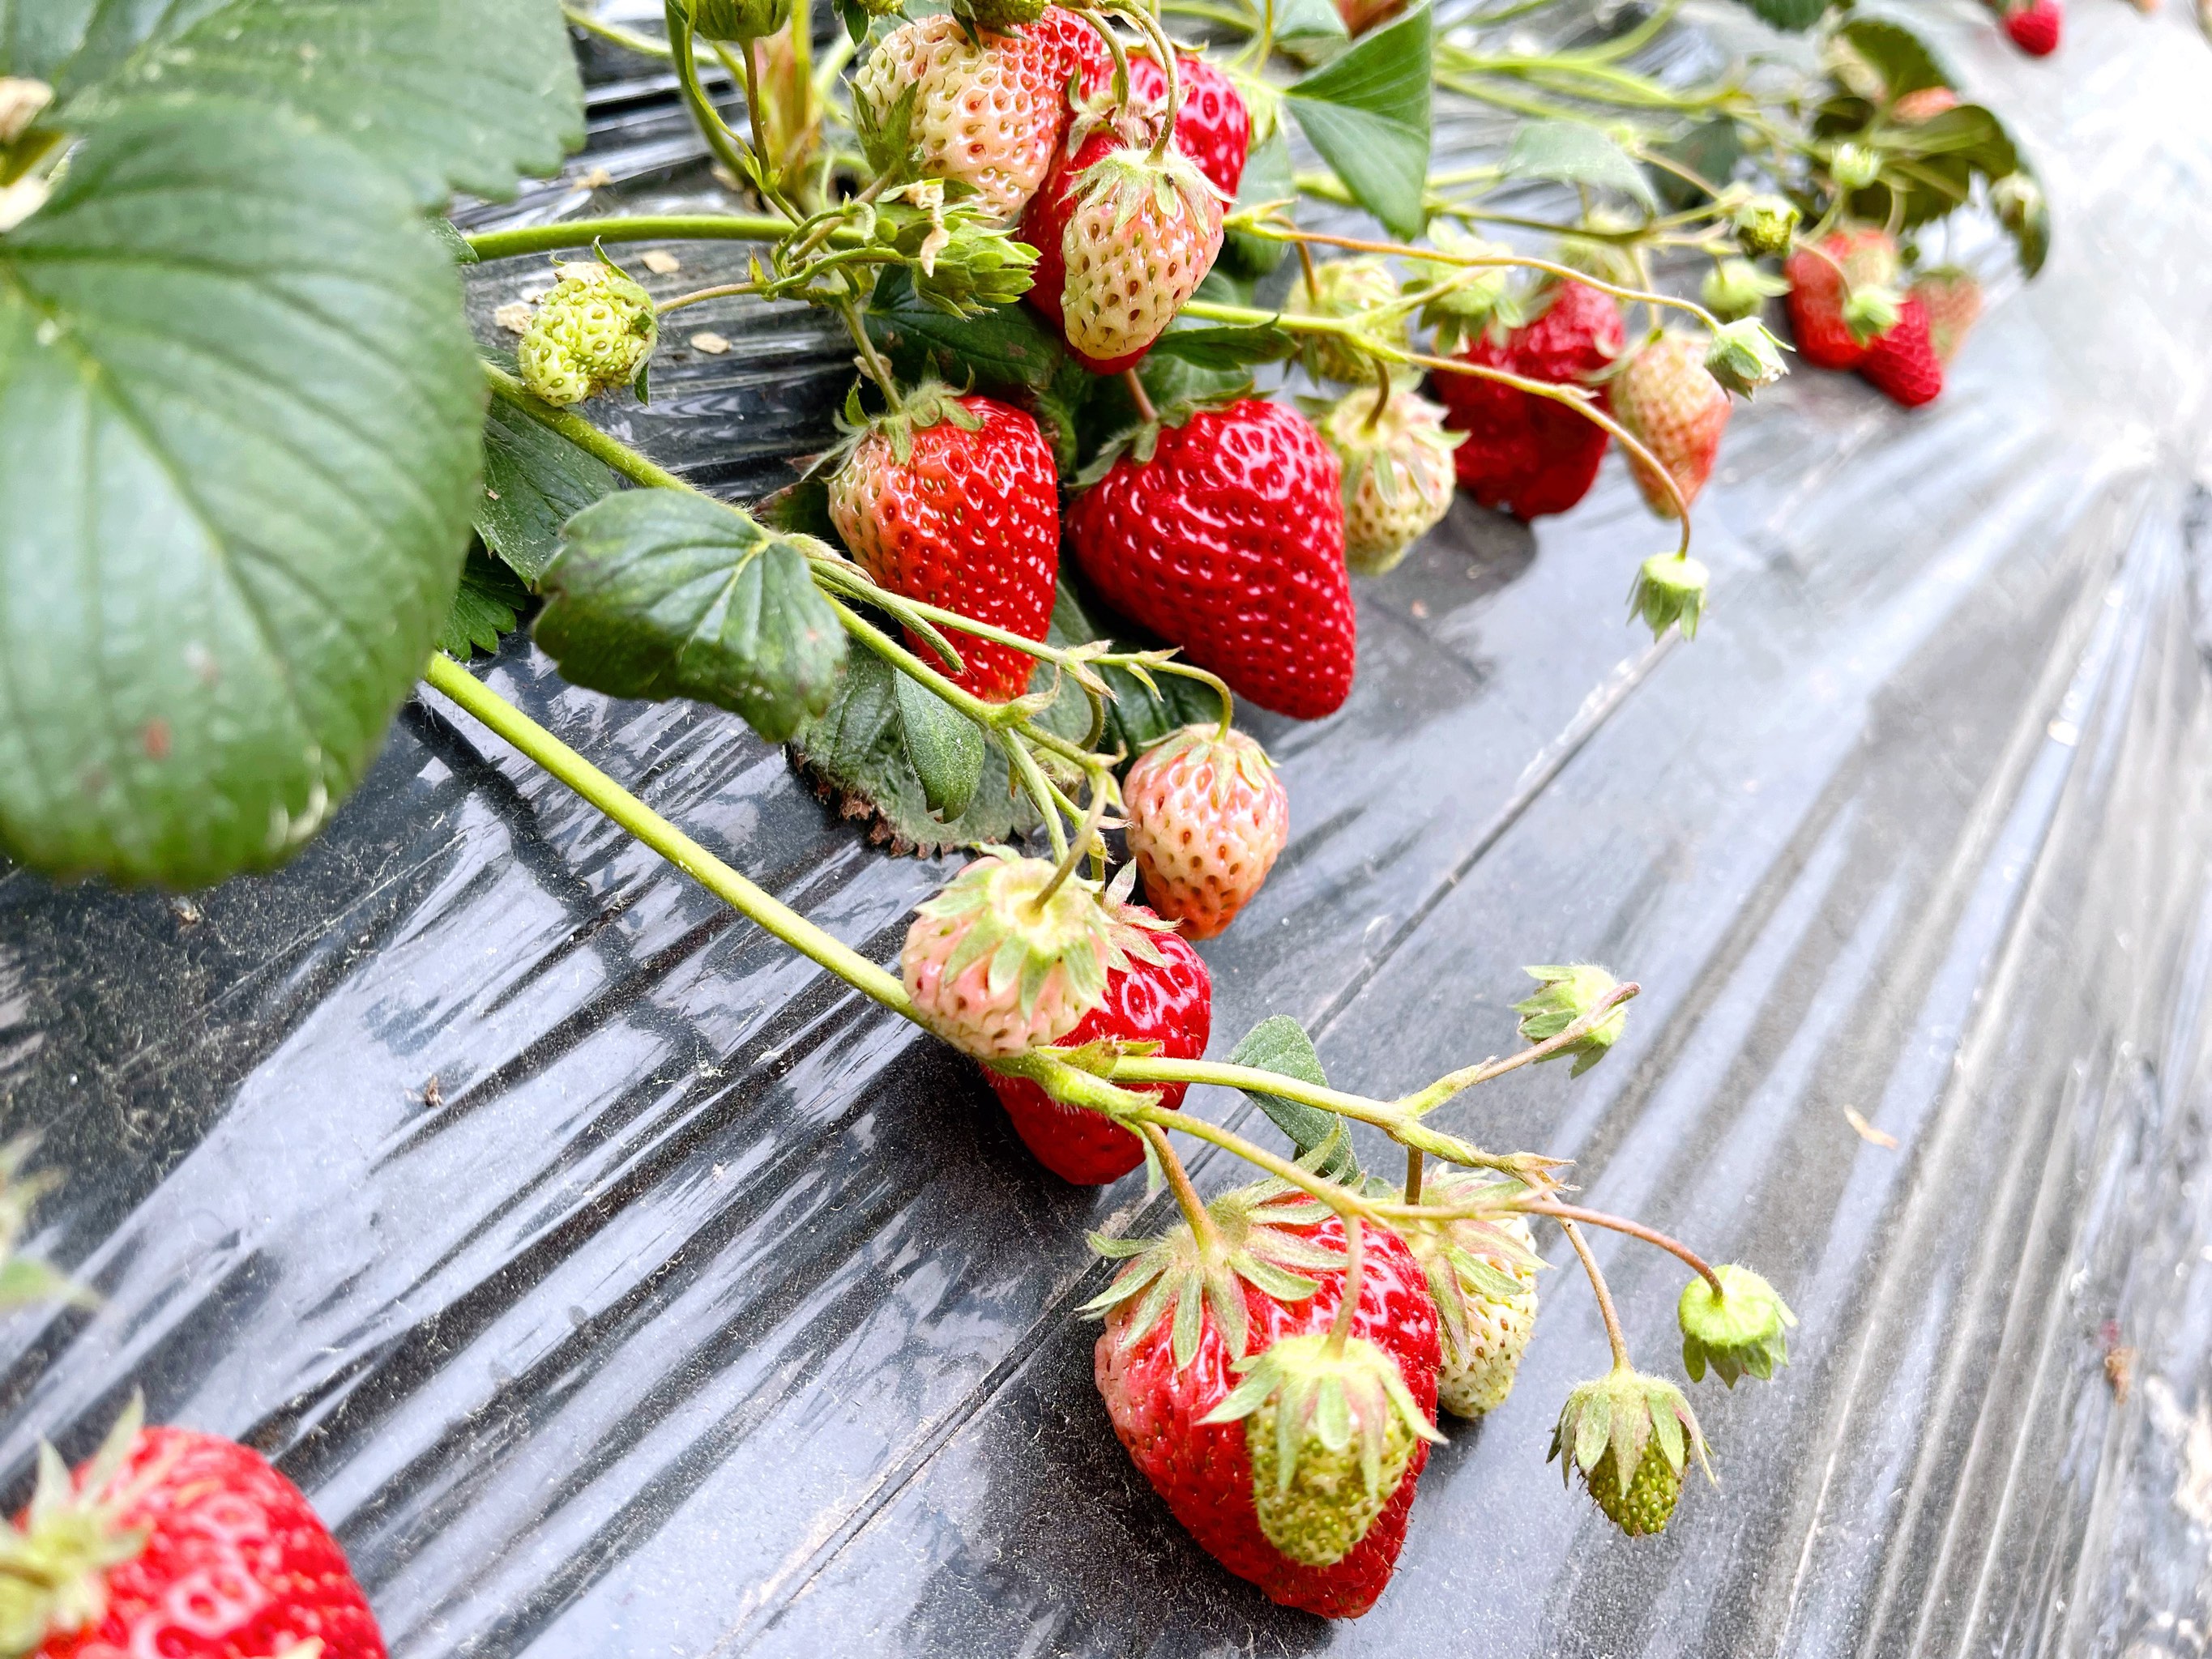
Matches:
[[1289, 258, 1406, 385], [1628, 553, 1710, 642], [1205, 1331, 1441, 1567], [1702, 258, 1790, 324], [1609, 331, 1732, 520], [685, 0, 793, 41], [1122, 726, 1289, 940], [1679, 1264, 1796, 1385], [1399, 1174, 1542, 1418], [1731, 193, 1799, 258], [901, 852, 1151, 1057], [1316, 389, 1463, 576], [517, 262, 657, 407], [1549, 1366, 1711, 1537]]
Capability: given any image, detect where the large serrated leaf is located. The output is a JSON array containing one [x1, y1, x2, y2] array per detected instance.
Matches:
[[1728, 0, 1829, 33], [44, 0, 583, 207], [438, 546, 533, 663], [1151, 323, 1296, 371], [1831, 16, 1954, 96], [476, 397, 619, 585], [867, 267, 1070, 393], [1228, 1017, 1361, 1181], [0, 102, 482, 886], [1285, 4, 1433, 241], [895, 672, 984, 820], [536, 491, 848, 742], [1505, 120, 1657, 211]]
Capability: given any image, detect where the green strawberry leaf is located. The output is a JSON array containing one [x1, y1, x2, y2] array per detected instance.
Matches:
[[438, 546, 534, 663], [36, 0, 584, 207], [1727, 0, 1829, 32], [867, 266, 1070, 392], [1831, 16, 1955, 97], [788, 628, 1089, 856], [535, 490, 848, 743], [476, 397, 619, 585], [1228, 1017, 1362, 1183], [894, 672, 984, 820], [1284, 3, 1433, 241], [1271, 0, 1352, 54], [1150, 323, 1296, 371], [1219, 126, 1296, 281], [1644, 119, 1743, 212], [0, 101, 482, 887], [1505, 120, 1657, 211]]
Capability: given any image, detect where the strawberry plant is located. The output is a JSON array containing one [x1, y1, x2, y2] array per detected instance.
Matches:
[[0, 0, 2045, 1631]]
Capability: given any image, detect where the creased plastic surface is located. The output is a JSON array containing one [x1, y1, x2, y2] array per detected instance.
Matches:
[[6, 4, 2212, 1656]]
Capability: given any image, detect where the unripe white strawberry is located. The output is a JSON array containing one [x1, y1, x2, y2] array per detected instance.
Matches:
[[1122, 726, 1287, 940], [902, 851, 1160, 1057], [1316, 388, 1464, 576], [517, 261, 657, 407], [1056, 144, 1224, 371], [1289, 257, 1407, 385], [1608, 331, 1731, 520], [1399, 1171, 1540, 1418], [852, 15, 1065, 222]]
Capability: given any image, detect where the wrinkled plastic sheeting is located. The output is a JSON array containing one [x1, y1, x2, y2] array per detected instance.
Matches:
[[6, 3, 2212, 1656]]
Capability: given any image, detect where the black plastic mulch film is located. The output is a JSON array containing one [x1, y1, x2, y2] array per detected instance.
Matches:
[[5, 2, 2212, 1654]]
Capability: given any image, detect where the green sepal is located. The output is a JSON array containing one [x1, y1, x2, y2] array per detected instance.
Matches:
[[1629, 554, 1710, 643], [1514, 964, 1629, 1075], [1678, 1264, 1796, 1386]]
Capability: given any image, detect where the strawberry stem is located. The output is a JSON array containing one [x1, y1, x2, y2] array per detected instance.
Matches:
[[1403, 1146, 1424, 1205], [1326, 1213, 1364, 1354], [466, 214, 812, 261], [1121, 368, 1158, 425], [1142, 1122, 1224, 1260], [1561, 1219, 1634, 1372], [1527, 1201, 1725, 1297], [1392, 979, 1640, 1115]]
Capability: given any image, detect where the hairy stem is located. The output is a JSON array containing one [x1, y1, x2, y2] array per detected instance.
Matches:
[[1527, 1201, 1724, 1295], [1561, 1219, 1633, 1371], [467, 215, 809, 262], [421, 654, 911, 1013], [1145, 1122, 1224, 1258]]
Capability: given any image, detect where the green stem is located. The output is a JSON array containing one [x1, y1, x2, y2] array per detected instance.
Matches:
[[1394, 981, 1640, 1115], [1527, 1201, 1724, 1295], [466, 215, 802, 262], [563, 2, 675, 58], [421, 653, 911, 1013], [1561, 1220, 1633, 1371], [666, 6, 767, 203], [1144, 1123, 1225, 1257], [485, 364, 698, 493]]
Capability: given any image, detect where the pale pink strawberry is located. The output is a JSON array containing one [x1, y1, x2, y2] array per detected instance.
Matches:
[[1607, 332, 1732, 519], [1315, 388, 1464, 575], [852, 14, 1069, 221], [1034, 139, 1225, 373], [1122, 726, 1288, 940], [1911, 268, 1983, 365], [902, 851, 1165, 1057]]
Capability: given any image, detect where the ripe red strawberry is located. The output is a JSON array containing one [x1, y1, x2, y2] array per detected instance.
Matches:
[[1911, 268, 1983, 365], [852, 13, 1072, 221], [1607, 332, 1732, 519], [1122, 725, 1288, 938], [6, 1400, 385, 1659], [1069, 49, 1250, 198], [1068, 399, 1356, 720], [1859, 295, 1945, 407], [984, 902, 1210, 1182], [1433, 280, 1624, 520], [1089, 1186, 1441, 1618], [1027, 6, 1114, 95], [1783, 228, 1900, 371], [1020, 131, 1224, 374], [2004, 0, 2061, 53], [828, 387, 1058, 703]]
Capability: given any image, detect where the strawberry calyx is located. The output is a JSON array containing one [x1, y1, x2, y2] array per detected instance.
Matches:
[[1395, 1169, 1543, 1369], [0, 1396, 154, 1656], [1629, 553, 1711, 642], [827, 377, 984, 471], [1514, 964, 1630, 1075], [1080, 1177, 1351, 1367], [1131, 724, 1276, 807], [1201, 1330, 1442, 1567], [1073, 385, 1252, 484], [1678, 1264, 1796, 1386], [906, 849, 1167, 1056], [1548, 1363, 1713, 1524]]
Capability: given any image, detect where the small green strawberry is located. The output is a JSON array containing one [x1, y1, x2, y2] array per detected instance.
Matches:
[[1289, 258, 1407, 385], [1679, 1265, 1796, 1385], [1628, 553, 1710, 642], [1514, 964, 1628, 1074], [1701, 258, 1791, 324], [1203, 1330, 1442, 1566], [1730, 193, 1799, 259], [683, 0, 793, 41], [1549, 1365, 1712, 1536], [517, 259, 656, 407]]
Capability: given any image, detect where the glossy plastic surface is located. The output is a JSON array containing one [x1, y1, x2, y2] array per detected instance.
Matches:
[[6, 4, 2212, 1655]]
